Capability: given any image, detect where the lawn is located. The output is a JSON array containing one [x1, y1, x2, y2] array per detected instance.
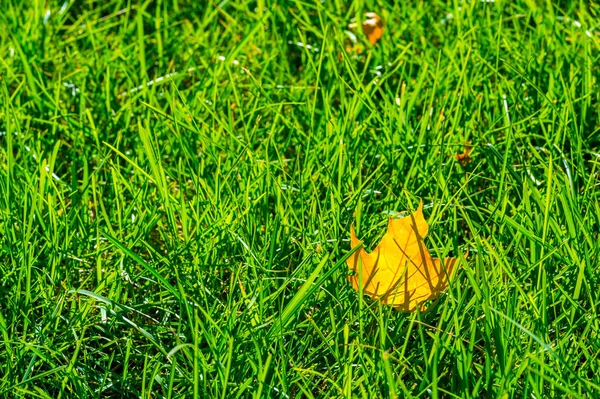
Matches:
[[1, 0, 600, 397]]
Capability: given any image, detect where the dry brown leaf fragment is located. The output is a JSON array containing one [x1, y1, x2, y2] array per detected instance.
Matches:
[[347, 201, 457, 312]]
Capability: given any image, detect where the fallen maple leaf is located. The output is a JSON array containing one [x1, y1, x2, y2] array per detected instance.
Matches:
[[347, 201, 457, 311]]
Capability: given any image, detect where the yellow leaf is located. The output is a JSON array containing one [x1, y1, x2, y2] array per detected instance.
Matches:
[[347, 201, 457, 312]]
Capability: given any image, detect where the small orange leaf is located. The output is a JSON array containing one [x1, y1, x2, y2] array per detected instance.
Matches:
[[456, 142, 473, 166], [347, 201, 457, 312], [348, 12, 384, 46], [362, 12, 384, 45]]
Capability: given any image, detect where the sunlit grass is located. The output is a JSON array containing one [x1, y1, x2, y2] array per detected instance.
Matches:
[[1, 1, 599, 397]]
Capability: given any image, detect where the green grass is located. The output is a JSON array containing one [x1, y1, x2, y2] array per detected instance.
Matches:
[[1, 0, 600, 397]]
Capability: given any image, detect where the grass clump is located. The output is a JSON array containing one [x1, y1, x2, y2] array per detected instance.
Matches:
[[1, 1, 599, 397]]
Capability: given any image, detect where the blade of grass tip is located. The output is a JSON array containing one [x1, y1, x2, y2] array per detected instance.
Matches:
[[121, 338, 132, 391], [488, 306, 600, 394], [69, 289, 167, 356], [220, 336, 234, 399], [11, 37, 42, 110], [269, 243, 360, 339], [141, 353, 149, 397], [254, 352, 273, 399], [484, 143, 523, 185], [167, 355, 178, 399], [103, 232, 181, 300], [218, 11, 271, 73], [0, 366, 68, 396], [136, 9, 148, 83], [61, 326, 86, 391], [192, 309, 203, 399], [268, 253, 327, 339], [138, 101, 222, 153]]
